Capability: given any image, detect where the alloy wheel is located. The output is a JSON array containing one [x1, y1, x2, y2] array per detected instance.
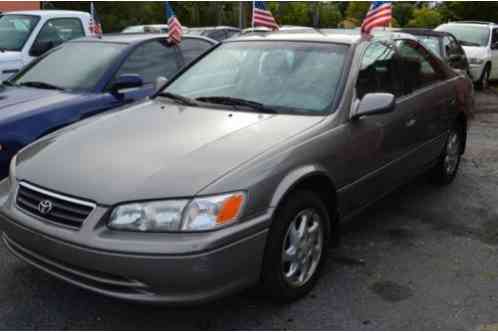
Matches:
[[282, 209, 323, 288], [444, 130, 460, 176]]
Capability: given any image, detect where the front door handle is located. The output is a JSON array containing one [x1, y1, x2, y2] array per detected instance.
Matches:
[[406, 119, 417, 127]]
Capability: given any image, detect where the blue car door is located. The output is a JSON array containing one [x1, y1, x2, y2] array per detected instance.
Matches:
[[80, 38, 183, 119]]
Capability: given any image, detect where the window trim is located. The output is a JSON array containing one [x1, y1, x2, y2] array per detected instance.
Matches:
[[30, 17, 85, 54]]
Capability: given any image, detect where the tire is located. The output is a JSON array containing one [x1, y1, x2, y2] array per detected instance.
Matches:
[[430, 124, 463, 185], [260, 190, 331, 302], [478, 64, 490, 90]]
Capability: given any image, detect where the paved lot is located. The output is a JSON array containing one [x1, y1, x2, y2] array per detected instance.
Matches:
[[0, 91, 497, 330]]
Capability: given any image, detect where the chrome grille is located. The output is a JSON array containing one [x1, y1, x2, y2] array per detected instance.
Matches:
[[16, 182, 95, 229]]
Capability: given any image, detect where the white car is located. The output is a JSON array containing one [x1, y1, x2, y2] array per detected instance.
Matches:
[[436, 21, 498, 89], [0, 10, 92, 82], [122, 24, 170, 34]]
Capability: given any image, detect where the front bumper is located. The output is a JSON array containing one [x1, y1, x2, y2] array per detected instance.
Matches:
[[469, 64, 485, 82], [0, 199, 270, 304]]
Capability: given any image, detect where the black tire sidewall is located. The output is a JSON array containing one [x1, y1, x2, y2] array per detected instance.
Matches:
[[261, 190, 331, 302], [431, 126, 462, 185]]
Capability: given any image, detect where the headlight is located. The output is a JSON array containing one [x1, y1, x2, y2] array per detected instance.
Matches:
[[469, 57, 485, 65], [108, 192, 246, 232]]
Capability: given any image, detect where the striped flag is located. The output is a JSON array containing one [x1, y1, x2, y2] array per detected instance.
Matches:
[[89, 2, 103, 36], [252, 1, 279, 31], [165, 1, 182, 44], [361, 1, 392, 35]]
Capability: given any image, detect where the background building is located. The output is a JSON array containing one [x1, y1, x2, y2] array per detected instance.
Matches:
[[0, 1, 40, 12]]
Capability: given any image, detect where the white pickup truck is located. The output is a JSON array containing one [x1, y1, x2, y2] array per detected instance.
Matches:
[[0, 10, 92, 81]]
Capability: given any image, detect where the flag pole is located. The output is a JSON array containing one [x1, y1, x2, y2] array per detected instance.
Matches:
[[251, 1, 255, 28]]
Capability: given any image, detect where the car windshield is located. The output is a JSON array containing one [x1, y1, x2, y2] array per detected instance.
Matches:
[[0, 14, 40, 51], [414, 36, 441, 57], [436, 24, 490, 47], [164, 41, 349, 115], [12, 42, 126, 91]]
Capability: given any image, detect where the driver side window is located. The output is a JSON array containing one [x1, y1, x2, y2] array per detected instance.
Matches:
[[356, 42, 402, 100]]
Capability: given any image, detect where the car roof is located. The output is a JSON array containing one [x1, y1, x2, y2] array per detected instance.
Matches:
[[189, 26, 240, 31], [231, 29, 416, 45], [397, 28, 451, 38], [4, 10, 90, 18], [70, 33, 217, 45], [439, 21, 497, 28]]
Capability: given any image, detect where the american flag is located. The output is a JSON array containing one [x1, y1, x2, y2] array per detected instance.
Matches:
[[361, 1, 392, 35], [165, 1, 182, 44], [89, 2, 102, 36], [252, 1, 279, 31]]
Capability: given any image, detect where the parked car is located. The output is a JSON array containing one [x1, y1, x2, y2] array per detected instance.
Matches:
[[0, 33, 216, 179], [435, 21, 498, 89], [398, 28, 470, 76], [0, 10, 93, 82], [241, 25, 315, 35], [122, 24, 170, 34], [187, 26, 241, 41], [0, 30, 472, 304]]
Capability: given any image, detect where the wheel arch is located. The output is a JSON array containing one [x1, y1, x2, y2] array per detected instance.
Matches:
[[270, 165, 339, 228]]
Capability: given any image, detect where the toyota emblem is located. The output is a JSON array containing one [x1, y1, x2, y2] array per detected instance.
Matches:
[[38, 200, 53, 215]]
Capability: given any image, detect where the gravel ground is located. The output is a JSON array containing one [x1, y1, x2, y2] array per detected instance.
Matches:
[[0, 91, 497, 330]]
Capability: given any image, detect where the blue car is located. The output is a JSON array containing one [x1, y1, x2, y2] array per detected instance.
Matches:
[[0, 33, 216, 179]]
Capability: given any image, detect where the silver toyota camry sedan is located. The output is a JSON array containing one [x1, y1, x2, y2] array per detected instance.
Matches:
[[0, 30, 473, 304]]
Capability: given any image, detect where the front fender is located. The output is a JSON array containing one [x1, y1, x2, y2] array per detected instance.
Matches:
[[269, 164, 335, 209]]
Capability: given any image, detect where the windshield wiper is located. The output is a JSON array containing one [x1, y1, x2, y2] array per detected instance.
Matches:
[[195, 96, 278, 114], [19, 81, 64, 91], [159, 92, 199, 106]]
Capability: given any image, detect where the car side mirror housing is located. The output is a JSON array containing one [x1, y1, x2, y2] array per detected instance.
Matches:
[[352, 93, 395, 120], [491, 42, 498, 50], [155, 76, 168, 93], [29, 40, 54, 57], [110, 74, 144, 94]]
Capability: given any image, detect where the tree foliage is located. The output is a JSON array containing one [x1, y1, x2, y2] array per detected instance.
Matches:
[[407, 7, 443, 28], [47, 1, 498, 33]]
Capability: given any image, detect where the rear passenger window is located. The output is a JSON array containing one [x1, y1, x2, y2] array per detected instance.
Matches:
[[178, 39, 213, 65], [356, 42, 401, 99], [395, 39, 445, 94]]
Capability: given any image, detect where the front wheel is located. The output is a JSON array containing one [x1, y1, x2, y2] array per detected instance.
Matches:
[[430, 126, 463, 185], [260, 190, 330, 302]]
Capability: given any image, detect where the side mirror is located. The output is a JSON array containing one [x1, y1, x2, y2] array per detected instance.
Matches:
[[155, 76, 168, 93], [110, 74, 144, 94], [29, 40, 54, 57], [491, 42, 498, 50], [352, 93, 395, 120]]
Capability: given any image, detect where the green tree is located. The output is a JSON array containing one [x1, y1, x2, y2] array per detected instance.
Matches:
[[393, 2, 415, 27], [345, 2, 370, 22], [437, 1, 498, 23], [407, 7, 442, 28], [318, 3, 342, 28]]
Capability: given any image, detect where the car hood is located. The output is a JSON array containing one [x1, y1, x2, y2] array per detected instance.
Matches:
[[461, 46, 488, 59], [16, 100, 324, 205], [0, 86, 77, 122]]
